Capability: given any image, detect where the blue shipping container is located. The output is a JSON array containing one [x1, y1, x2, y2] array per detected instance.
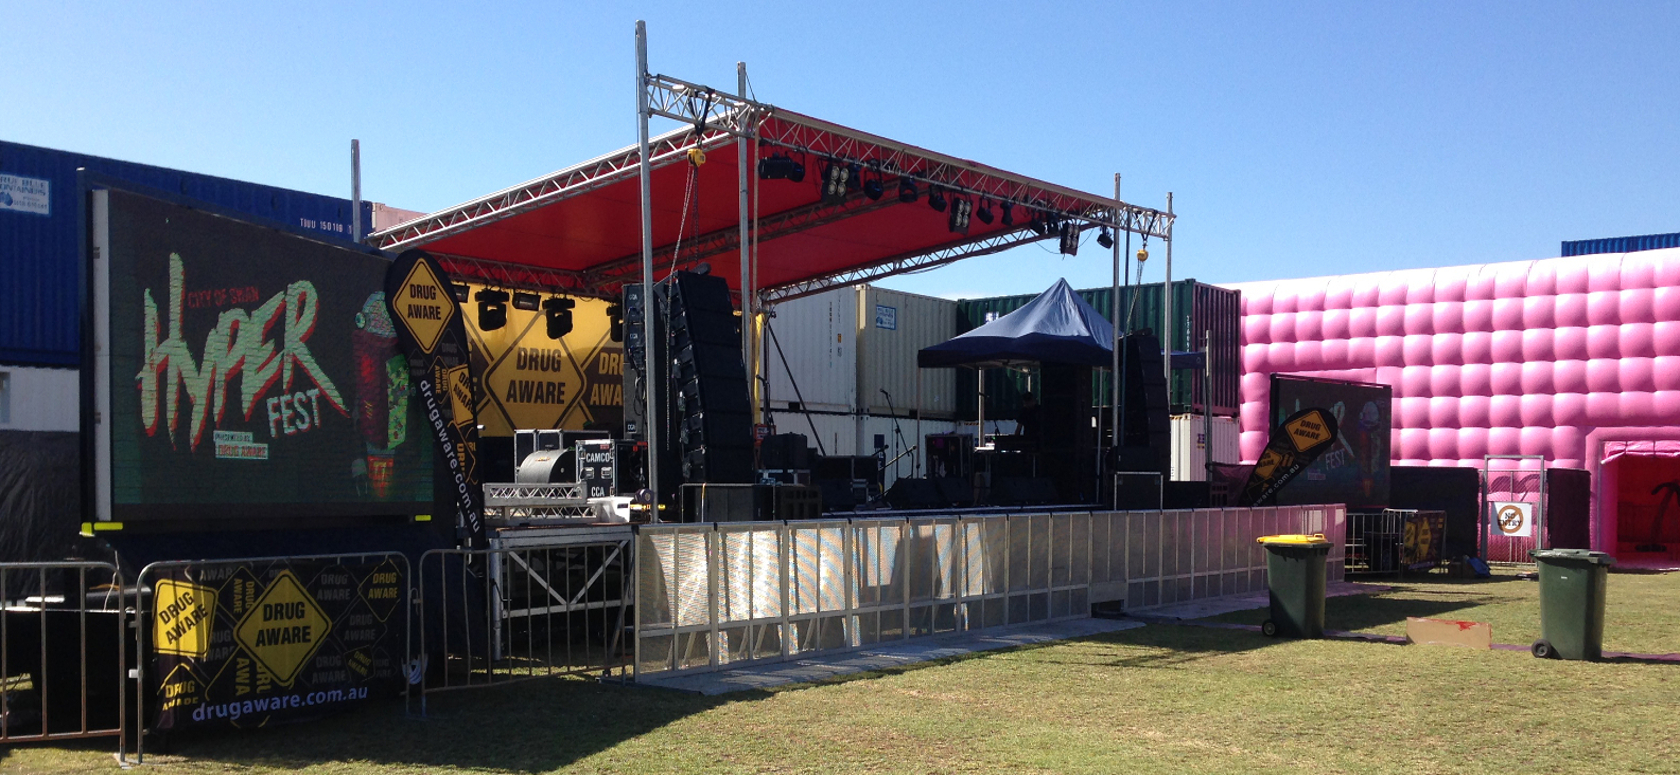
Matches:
[[1561, 232, 1680, 257], [0, 140, 372, 366]]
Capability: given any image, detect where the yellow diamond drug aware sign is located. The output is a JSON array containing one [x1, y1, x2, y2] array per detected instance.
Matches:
[[234, 570, 333, 686], [154, 579, 218, 658], [393, 259, 454, 353], [1284, 409, 1335, 453]]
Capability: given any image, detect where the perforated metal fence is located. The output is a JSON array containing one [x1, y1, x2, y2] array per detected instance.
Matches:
[[634, 505, 1343, 678], [412, 533, 632, 714]]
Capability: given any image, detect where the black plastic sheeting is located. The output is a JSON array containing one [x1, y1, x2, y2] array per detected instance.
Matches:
[[0, 430, 91, 563]]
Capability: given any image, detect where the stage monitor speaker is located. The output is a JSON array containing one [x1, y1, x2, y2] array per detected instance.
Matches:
[[884, 477, 942, 510]]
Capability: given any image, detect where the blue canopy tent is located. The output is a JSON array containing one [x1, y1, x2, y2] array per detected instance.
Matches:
[[918, 279, 1115, 368]]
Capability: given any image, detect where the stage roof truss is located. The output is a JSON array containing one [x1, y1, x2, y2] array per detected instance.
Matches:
[[641, 74, 1173, 240], [370, 123, 736, 252], [431, 252, 605, 298], [761, 228, 1057, 304]]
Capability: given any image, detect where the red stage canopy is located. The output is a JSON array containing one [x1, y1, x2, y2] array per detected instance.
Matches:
[[371, 108, 1172, 303]]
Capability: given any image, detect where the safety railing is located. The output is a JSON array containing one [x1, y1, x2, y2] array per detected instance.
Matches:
[[634, 505, 1343, 679], [411, 535, 632, 715], [131, 552, 410, 764], [0, 561, 127, 751]]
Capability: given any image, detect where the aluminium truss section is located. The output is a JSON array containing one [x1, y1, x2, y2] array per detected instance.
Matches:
[[482, 482, 594, 522], [368, 122, 739, 253]]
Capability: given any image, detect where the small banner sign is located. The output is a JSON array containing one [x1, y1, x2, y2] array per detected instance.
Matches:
[[1403, 511, 1448, 570], [1240, 407, 1340, 507], [151, 557, 406, 730], [386, 249, 485, 544], [1492, 501, 1535, 538]]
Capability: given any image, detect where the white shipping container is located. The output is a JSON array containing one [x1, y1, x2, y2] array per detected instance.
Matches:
[[1170, 414, 1240, 482], [856, 286, 957, 418], [763, 287, 858, 412]]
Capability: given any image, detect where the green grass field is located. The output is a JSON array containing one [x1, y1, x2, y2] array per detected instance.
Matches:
[[6, 570, 1679, 774]]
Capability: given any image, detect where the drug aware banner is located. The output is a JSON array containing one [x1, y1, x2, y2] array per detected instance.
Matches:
[[1240, 407, 1340, 507], [385, 249, 485, 544], [151, 556, 406, 730]]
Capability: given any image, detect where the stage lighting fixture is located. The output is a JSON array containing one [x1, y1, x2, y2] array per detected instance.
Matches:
[[1059, 223, 1081, 256], [927, 185, 947, 212], [475, 288, 509, 331], [948, 198, 972, 234], [1001, 201, 1015, 226], [758, 153, 805, 181], [846, 163, 863, 192], [512, 291, 540, 311], [898, 176, 918, 203], [1096, 227, 1114, 249], [607, 304, 625, 342], [863, 175, 885, 201], [451, 283, 469, 302], [1028, 215, 1048, 236], [821, 160, 852, 204], [542, 296, 576, 339], [976, 199, 994, 225]]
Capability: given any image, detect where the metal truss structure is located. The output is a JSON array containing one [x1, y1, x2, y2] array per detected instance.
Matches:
[[368, 70, 1175, 302], [369, 124, 738, 255], [482, 482, 595, 521]]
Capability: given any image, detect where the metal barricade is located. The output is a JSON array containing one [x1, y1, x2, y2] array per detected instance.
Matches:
[[633, 504, 1346, 679], [0, 561, 127, 750], [412, 532, 632, 715], [1346, 509, 1407, 575], [131, 552, 409, 764]]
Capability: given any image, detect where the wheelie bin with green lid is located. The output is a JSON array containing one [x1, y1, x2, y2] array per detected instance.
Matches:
[[1529, 548, 1615, 660], [1256, 534, 1333, 638]]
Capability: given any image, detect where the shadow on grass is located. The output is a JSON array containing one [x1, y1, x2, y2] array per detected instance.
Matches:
[[115, 677, 763, 773], [1208, 576, 1533, 633]]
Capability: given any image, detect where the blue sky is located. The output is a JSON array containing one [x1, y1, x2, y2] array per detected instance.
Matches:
[[6, 1, 1676, 299]]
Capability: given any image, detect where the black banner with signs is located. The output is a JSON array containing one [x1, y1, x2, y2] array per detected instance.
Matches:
[[385, 249, 485, 545], [1240, 407, 1340, 507], [150, 556, 406, 730]]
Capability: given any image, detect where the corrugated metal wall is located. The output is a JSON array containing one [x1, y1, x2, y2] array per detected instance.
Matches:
[[856, 287, 958, 417], [1561, 232, 1680, 257], [0, 140, 372, 366], [764, 287, 858, 412], [952, 280, 1240, 419]]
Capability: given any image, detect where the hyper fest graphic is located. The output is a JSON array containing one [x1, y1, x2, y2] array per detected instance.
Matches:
[[105, 190, 432, 519]]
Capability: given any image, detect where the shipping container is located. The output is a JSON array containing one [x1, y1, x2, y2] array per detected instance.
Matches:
[[953, 279, 1241, 420], [1561, 232, 1680, 257], [0, 140, 374, 367], [373, 202, 428, 231], [1169, 414, 1240, 482], [764, 286, 858, 413], [856, 286, 958, 417]]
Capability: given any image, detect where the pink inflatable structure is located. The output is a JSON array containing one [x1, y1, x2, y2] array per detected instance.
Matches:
[[1227, 248, 1680, 559]]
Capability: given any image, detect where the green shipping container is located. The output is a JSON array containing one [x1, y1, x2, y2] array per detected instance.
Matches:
[[952, 280, 1240, 421]]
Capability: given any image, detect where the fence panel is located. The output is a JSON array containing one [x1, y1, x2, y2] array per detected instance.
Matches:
[[414, 535, 630, 713], [0, 562, 126, 751], [132, 552, 408, 763]]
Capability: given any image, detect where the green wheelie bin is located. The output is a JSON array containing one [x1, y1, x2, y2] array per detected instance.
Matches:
[[1256, 534, 1332, 638], [1529, 548, 1615, 660]]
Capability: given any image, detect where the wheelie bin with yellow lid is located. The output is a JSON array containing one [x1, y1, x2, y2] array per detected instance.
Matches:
[[1256, 534, 1333, 638]]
